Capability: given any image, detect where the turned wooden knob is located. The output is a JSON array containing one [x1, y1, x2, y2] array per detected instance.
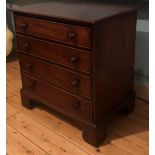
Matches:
[[25, 63, 32, 70], [18, 23, 27, 30], [26, 82, 36, 89], [68, 32, 76, 40], [73, 101, 81, 109], [71, 79, 80, 87], [70, 56, 79, 65], [23, 43, 30, 50]]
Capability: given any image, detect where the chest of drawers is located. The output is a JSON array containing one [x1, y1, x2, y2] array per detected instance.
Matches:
[[12, 2, 138, 146]]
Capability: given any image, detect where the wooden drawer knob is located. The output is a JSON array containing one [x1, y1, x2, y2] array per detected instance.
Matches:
[[70, 56, 79, 65], [73, 101, 81, 109], [68, 32, 76, 40], [71, 79, 80, 87], [25, 63, 32, 70], [26, 82, 36, 89], [23, 43, 30, 50], [18, 23, 27, 30]]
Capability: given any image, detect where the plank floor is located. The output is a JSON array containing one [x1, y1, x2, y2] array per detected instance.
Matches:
[[6, 60, 149, 155]]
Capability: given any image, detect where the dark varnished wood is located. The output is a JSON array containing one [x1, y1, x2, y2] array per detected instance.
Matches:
[[91, 11, 137, 124], [121, 91, 135, 114], [11, 2, 138, 24], [78, 11, 137, 146], [21, 73, 92, 121], [19, 54, 91, 99], [16, 34, 91, 74], [20, 91, 35, 109], [14, 15, 90, 49], [12, 2, 138, 147]]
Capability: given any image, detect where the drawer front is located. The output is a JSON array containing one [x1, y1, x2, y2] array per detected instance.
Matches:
[[14, 15, 90, 49], [21, 74, 92, 121], [16, 35, 91, 74], [19, 54, 91, 98]]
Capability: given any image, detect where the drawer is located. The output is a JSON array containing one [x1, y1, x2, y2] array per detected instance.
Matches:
[[16, 35, 91, 74], [21, 74, 92, 121], [19, 54, 91, 98], [14, 15, 90, 49]]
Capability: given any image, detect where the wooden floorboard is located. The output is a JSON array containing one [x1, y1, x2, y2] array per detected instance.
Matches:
[[6, 60, 149, 155], [7, 125, 46, 155]]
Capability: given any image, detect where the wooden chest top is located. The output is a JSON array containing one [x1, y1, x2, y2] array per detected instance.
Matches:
[[10, 2, 138, 24]]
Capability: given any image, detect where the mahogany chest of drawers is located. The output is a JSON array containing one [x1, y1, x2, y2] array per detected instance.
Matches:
[[12, 2, 138, 146]]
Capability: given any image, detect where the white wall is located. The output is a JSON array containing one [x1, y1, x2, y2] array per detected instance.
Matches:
[[134, 19, 149, 86]]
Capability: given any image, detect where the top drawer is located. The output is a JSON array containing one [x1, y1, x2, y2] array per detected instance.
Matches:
[[14, 15, 91, 49]]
